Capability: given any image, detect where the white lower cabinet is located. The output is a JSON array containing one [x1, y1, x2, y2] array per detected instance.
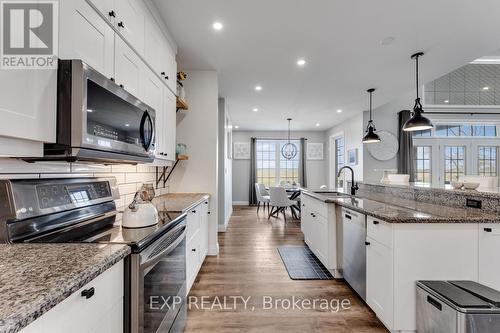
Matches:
[[300, 194, 339, 277], [21, 260, 124, 333], [186, 198, 210, 294], [478, 223, 500, 291], [366, 236, 393, 329]]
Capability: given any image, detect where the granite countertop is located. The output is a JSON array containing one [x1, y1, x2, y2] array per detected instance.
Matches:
[[153, 193, 210, 213], [0, 244, 130, 333], [303, 190, 500, 224]]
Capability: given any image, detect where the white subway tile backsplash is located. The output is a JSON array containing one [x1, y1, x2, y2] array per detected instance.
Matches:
[[71, 163, 112, 173], [136, 164, 157, 173], [95, 173, 126, 184], [0, 174, 39, 179], [112, 164, 137, 173], [125, 172, 155, 184], [40, 173, 94, 179], [119, 183, 138, 196], [0, 159, 70, 174]]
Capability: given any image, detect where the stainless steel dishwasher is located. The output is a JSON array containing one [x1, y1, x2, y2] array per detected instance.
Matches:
[[342, 208, 366, 300]]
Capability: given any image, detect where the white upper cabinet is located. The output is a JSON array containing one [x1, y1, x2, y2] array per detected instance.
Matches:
[[86, 0, 114, 22], [115, 0, 146, 55], [114, 37, 142, 98], [163, 89, 177, 161], [60, 0, 115, 78]]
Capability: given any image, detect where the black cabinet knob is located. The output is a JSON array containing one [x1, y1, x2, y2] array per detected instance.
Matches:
[[110, 77, 115, 82], [108, 10, 116, 17], [373, 220, 379, 225], [119, 84, 124, 88], [345, 214, 352, 219], [165, 76, 169, 80], [118, 21, 125, 28], [365, 241, 371, 246], [161, 72, 166, 75], [81, 287, 95, 299], [192, 248, 196, 252], [484, 228, 493, 232], [192, 210, 196, 213]]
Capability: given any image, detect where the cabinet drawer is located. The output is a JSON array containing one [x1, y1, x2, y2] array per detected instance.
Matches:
[[367, 216, 393, 248], [21, 260, 123, 333], [186, 231, 201, 291], [302, 194, 327, 218]]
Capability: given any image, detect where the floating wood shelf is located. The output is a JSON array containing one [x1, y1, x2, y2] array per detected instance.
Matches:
[[177, 155, 189, 160], [155, 156, 189, 187], [176, 97, 189, 111]]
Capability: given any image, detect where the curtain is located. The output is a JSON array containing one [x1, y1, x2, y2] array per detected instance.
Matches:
[[299, 138, 307, 187], [249, 137, 258, 205], [397, 110, 415, 182]]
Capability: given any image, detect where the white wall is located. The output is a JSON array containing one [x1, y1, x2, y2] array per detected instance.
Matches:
[[231, 130, 328, 204], [169, 70, 219, 255], [325, 113, 364, 187], [362, 91, 413, 182], [217, 98, 232, 231]]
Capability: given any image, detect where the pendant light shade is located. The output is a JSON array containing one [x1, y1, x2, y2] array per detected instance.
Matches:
[[403, 52, 433, 132], [363, 88, 381, 144], [281, 118, 298, 160]]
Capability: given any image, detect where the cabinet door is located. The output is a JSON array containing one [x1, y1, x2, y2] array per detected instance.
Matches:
[[0, 71, 56, 145], [164, 44, 177, 93], [314, 214, 329, 267], [114, 37, 142, 98], [478, 224, 500, 290], [115, 0, 145, 54], [366, 238, 394, 329], [59, 0, 114, 78], [163, 90, 177, 161], [186, 231, 200, 293], [86, 0, 114, 22], [141, 68, 166, 159], [144, 18, 167, 77], [200, 200, 209, 258]]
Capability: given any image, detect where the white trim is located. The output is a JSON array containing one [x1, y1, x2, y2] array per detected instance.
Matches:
[[218, 224, 227, 232], [329, 132, 345, 189], [232, 201, 249, 206]]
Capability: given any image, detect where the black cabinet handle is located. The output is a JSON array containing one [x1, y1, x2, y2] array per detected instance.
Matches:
[[192, 248, 196, 252], [165, 76, 169, 80], [345, 214, 351, 220], [108, 10, 116, 17], [484, 228, 493, 232], [365, 241, 371, 246], [118, 21, 125, 28], [161, 72, 165, 75], [373, 220, 379, 225], [110, 77, 115, 82], [119, 84, 124, 88], [81, 287, 95, 299], [205, 201, 208, 205], [192, 210, 196, 213]]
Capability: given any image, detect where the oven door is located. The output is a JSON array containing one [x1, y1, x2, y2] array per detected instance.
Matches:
[[78, 61, 155, 157], [130, 219, 187, 333]]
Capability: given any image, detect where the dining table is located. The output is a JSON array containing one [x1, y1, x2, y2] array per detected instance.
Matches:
[[266, 186, 302, 218]]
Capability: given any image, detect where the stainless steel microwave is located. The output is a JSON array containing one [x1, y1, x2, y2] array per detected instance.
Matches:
[[42, 59, 155, 164]]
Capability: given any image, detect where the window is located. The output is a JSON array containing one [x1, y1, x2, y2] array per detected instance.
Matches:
[[478, 146, 498, 177], [414, 146, 431, 184], [256, 140, 300, 186], [412, 129, 432, 138], [444, 146, 465, 184], [335, 137, 345, 187], [435, 124, 497, 137]]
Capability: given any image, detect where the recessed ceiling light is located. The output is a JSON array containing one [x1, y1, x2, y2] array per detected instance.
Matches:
[[252, 108, 259, 112], [255, 85, 262, 91], [337, 109, 342, 113], [315, 123, 320, 127], [212, 22, 223, 31], [444, 99, 449, 103], [297, 59, 306, 66], [234, 125, 239, 129], [125, 123, 130, 127], [381, 36, 395, 46], [483, 86, 490, 90]]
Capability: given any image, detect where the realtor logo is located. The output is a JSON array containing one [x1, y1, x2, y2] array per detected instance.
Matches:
[[1, 0, 58, 69]]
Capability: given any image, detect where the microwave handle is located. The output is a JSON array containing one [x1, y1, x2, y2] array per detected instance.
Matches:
[[140, 111, 154, 152]]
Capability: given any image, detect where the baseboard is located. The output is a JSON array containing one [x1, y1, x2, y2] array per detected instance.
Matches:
[[232, 201, 249, 206], [208, 243, 219, 256]]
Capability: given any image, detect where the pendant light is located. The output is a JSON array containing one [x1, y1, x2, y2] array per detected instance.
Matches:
[[362, 88, 381, 143], [403, 52, 433, 132], [281, 118, 298, 160]]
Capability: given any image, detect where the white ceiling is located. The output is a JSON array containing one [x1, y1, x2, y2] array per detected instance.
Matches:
[[154, 0, 500, 131]]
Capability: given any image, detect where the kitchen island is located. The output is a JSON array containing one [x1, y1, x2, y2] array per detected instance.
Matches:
[[301, 188, 500, 333]]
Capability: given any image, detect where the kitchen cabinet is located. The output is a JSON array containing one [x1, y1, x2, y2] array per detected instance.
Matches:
[[114, 37, 143, 98], [21, 260, 124, 333], [162, 90, 177, 161], [60, 0, 115, 78], [478, 223, 500, 291], [186, 198, 210, 294], [300, 194, 339, 277], [114, 0, 146, 54]]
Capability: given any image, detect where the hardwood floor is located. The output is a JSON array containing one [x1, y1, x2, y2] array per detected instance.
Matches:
[[184, 206, 387, 333]]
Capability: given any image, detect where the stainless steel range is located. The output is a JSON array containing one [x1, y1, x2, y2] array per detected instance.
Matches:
[[0, 177, 187, 333]]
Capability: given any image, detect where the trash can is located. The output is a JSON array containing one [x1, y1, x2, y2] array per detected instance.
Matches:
[[417, 280, 500, 333]]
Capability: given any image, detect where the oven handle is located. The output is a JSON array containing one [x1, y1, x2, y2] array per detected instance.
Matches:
[[140, 224, 187, 270]]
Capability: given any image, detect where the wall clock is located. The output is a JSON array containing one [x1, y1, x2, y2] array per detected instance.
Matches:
[[366, 130, 399, 161]]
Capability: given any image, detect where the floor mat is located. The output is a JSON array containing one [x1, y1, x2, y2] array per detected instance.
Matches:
[[277, 246, 334, 280]]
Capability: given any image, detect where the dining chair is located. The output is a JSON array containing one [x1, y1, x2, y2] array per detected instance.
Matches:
[[268, 186, 297, 223], [255, 183, 270, 214]]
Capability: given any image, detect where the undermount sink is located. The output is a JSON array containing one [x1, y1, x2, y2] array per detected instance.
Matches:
[[312, 191, 351, 198]]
